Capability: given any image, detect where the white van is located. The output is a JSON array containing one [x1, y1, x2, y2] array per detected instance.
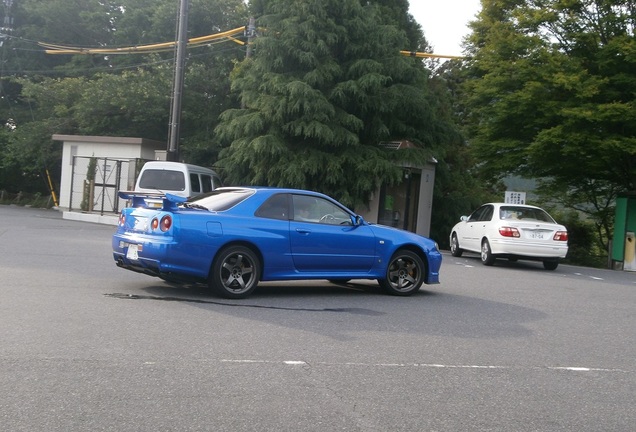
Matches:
[[134, 161, 222, 198]]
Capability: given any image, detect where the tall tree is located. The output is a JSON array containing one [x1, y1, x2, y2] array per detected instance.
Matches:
[[463, 0, 636, 249], [216, 0, 449, 207], [0, 0, 248, 194]]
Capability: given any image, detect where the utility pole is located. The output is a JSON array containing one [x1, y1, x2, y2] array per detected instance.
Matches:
[[166, 0, 189, 162], [245, 17, 255, 59]]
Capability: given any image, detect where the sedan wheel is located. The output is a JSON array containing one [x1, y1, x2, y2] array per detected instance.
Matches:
[[378, 250, 425, 296], [481, 240, 496, 266], [209, 246, 261, 299], [543, 260, 559, 270], [450, 233, 463, 257]]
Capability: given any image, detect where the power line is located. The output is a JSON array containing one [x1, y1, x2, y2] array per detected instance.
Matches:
[[39, 26, 247, 56]]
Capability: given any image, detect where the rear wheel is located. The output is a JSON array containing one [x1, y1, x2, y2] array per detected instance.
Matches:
[[378, 250, 425, 296], [209, 246, 260, 299], [481, 240, 496, 266], [543, 260, 559, 270], [450, 233, 463, 257]]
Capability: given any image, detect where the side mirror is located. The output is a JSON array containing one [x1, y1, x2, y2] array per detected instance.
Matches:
[[460, 215, 469, 222], [354, 215, 365, 226]]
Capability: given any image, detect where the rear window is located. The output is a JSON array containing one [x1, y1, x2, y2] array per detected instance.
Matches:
[[189, 188, 255, 211], [500, 206, 555, 223], [138, 169, 185, 191]]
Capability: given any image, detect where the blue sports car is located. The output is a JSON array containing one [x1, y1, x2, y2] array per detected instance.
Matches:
[[112, 187, 442, 298]]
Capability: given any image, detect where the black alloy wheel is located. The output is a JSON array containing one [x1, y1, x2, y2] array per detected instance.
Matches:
[[209, 246, 261, 299], [378, 249, 425, 296]]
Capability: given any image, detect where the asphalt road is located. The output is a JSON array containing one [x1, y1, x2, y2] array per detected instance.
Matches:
[[1, 205, 635, 431]]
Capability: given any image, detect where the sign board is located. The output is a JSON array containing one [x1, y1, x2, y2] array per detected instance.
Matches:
[[505, 191, 526, 204]]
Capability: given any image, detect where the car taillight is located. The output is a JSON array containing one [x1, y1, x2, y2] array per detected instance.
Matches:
[[499, 227, 520, 237], [554, 231, 568, 241], [118, 212, 126, 226], [160, 215, 172, 232], [151, 218, 159, 230]]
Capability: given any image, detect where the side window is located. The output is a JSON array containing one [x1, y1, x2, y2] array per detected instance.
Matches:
[[468, 206, 486, 222], [200, 174, 213, 193], [292, 195, 352, 225], [255, 194, 289, 220], [190, 173, 201, 193], [480, 205, 494, 221]]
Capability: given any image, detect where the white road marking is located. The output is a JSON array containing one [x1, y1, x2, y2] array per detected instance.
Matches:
[[219, 359, 627, 373], [573, 272, 604, 281]]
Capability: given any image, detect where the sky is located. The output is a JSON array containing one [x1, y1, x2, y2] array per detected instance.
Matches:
[[408, 0, 482, 57]]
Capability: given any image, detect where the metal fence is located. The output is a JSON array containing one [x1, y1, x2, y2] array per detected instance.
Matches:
[[68, 156, 143, 215]]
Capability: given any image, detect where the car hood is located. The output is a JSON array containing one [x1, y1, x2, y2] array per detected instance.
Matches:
[[368, 223, 437, 247]]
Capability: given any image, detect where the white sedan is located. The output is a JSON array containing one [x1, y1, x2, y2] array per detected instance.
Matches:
[[449, 203, 569, 270]]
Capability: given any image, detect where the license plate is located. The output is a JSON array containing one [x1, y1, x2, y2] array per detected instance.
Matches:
[[528, 232, 545, 239], [126, 244, 139, 260]]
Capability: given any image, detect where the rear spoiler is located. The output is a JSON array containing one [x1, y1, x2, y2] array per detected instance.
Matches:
[[118, 191, 187, 211]]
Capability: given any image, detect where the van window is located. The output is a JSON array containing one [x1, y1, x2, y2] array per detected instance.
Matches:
[[190, 173, 201, 193], [201, 174, 213, 193], [138, 170, 185, 191]]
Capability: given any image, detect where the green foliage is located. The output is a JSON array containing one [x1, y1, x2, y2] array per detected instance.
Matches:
[[216, 0, 448, 207], [462, 0, 636, 260], [0, 0, 248, 193], [425, 58, 499, 247], [549, 209, 608, 268], [80, 156, 97, 211]]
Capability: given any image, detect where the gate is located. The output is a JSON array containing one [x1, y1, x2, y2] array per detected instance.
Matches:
[[68, 156, 141, 214]]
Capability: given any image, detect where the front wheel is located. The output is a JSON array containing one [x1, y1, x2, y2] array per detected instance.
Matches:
[[450, 233, 463, 257], [481, 240, 496, 266], [378, 250, 425, 296], [209, 246, 261, 299]]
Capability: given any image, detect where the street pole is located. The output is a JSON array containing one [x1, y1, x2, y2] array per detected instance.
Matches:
[[246, 17, 255, 59], [166, 0, 189, 162]]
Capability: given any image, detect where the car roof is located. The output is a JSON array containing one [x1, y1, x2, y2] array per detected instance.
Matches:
[[483, 202, 543, 209], [217, 186, 330, 196], [142, 161, 218, 173]]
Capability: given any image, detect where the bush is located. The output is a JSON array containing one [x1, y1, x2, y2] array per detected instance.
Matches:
[[552, 210, 608, 268], [0, 190, 56, 209]]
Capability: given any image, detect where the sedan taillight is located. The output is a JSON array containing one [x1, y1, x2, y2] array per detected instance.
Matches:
[[118, 212, 126, 226], [499, 227, 520, 238], [554, 231, 568, 241]]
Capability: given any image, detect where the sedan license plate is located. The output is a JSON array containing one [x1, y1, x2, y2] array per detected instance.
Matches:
[[126, 244, 139, 260], [528, 231, 545, 239]]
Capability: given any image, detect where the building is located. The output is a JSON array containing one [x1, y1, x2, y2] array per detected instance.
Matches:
[[53, 135, 436, 236], [53, 134, 164, 222]]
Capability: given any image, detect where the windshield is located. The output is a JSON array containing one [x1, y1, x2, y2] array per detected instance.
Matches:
[[188, 188, 255, 211]]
